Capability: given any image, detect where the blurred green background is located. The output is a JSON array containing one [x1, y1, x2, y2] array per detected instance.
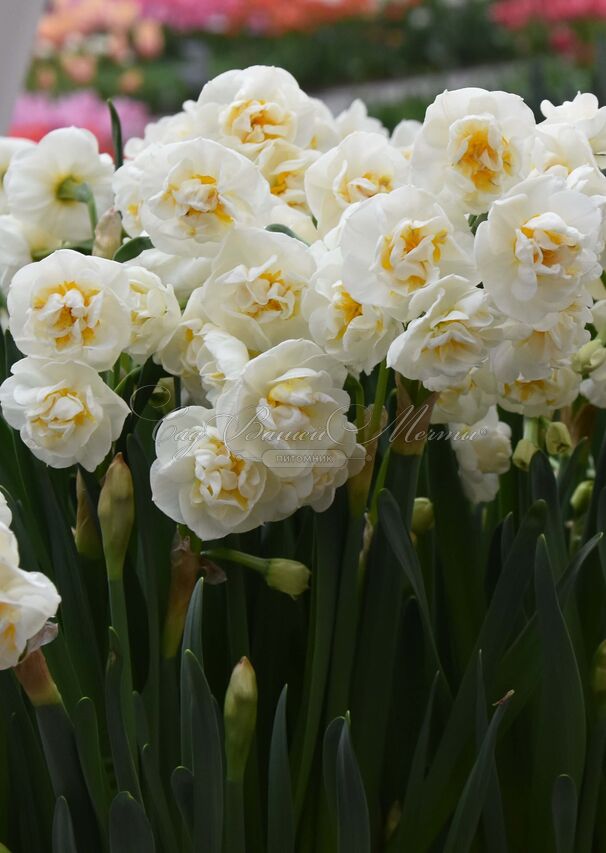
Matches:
[[12, 0, 606, 148]]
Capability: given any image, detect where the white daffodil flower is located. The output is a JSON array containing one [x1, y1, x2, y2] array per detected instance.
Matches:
[[0, 357, 129, 471]]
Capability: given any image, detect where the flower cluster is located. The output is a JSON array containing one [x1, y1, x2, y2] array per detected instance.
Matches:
[[0, 493, 60, 670], [2, 65, 606, 525]]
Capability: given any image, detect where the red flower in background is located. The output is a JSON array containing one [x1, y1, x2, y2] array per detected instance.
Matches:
[[493, 0, 606, 29]]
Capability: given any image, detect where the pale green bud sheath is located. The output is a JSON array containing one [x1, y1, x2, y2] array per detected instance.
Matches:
[[412, 497, 435, 536], [224, 657, 258, 784], [98, 453, 134, 583], [571, 480, 594, 517], [545, 421, 572, 456], [512, 437, 538, 472], [74, 469, 102, 560], [92, 208, 123, 259], [98, 453, 136, 749], [223, 657, 258, 853]]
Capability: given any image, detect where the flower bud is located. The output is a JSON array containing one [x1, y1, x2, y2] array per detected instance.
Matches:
[[573, 339, 606, 375], [512, 438, 538, 471], [74, 470, 102, 560], [224, 657, 257, 782], [14, 648, 61, 707], [92, 208, 123, 259], [98, 453, 134, 580], [591, 639, 606, 720], [545, 421, 572, 457], [412, 497, 434, 536], [266, 559, 310, 597], [162, 532, 204, 659], [571, 480, 594, 516]]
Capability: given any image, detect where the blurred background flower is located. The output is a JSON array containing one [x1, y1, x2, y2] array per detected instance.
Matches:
[[7, 0, 606, 153]]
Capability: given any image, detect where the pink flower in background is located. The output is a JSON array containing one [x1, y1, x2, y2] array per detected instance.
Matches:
[[9, 91, 151, 155], [137, 0, 378, 33]]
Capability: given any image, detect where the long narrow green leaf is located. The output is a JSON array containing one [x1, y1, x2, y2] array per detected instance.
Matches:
[[109, 792, 155, 853], [293, 503, 344, 818], [323, 717, 345, 825], [73, 697, 111, 834], [184, 650, 223, 853], [552, 775, 577, 853], [105, 628, 142, 801], [267, 686, 295, 853], [378, 489, 451, 698], [387, 501, 546, 852], [350, 519, 420, 831], [180, 579, 204, 769], [171, 766, 194, 840], [427, 431, 483, 670], [52, 797, 77, 853], [335, 721, 370, 853], [475, 656, 508, 853], [530, 452, 567, 577], [398, 672, 440, 844], [443, 678, 512, 853], [35, 702, 98, 850], [140, 744, 178, 853], [530, 538, 586, 850]]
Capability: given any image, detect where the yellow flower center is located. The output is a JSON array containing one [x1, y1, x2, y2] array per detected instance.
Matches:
[[335, 289, 363, 334], [453, 125, 513, 191], [33, 280, 100, 349], [225, 99, 288, 144], [0, 603, 17, 653], [380, 224, 447, 291], [341, 171, 393, 204]]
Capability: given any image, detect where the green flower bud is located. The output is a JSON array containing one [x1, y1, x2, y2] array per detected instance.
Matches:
[[545, 421, 572, 457], [74, 470, 102, 560], [573, 339, 606, 375], [224, 657, 258, 782], [98, 453, 134, 580], [512, 438, 538, 472], [571, 480, 594, 516], [412, 497, 435, 536], [591, 640, 606, 720], [266, 558, 310, 597], [203, 548, 310, 598]]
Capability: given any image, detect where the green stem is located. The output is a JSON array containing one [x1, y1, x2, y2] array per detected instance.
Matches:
[[369, 360, 390, 438], [223, 779, 245, 853], [204, 547, 267, 577], [575, 718, 606, 853], [108, 575, 136, 753], [113, 366, 142, 397], [324, 513, 366, 721]]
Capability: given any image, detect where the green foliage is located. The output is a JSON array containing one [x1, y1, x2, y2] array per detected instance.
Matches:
[[2, 344, 606, 853]]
